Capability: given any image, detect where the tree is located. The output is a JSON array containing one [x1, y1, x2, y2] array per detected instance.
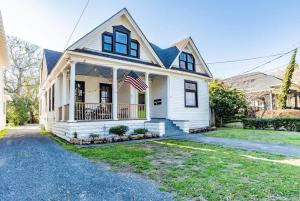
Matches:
[[7, 96, 30, 126], [277, 49, 298, 109], [209, 79, 248, 127], [5, 36, 41, 125]]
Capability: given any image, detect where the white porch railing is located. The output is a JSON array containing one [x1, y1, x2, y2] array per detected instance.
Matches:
[[60, 103, 146, 121], [75, 103, 113, 121]]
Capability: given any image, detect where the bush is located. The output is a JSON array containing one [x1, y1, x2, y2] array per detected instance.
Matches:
[[7, 97, 30, 126], [134, 128, 148, 134], [109, 125, 129, 136], [242, 118, 300, 132]]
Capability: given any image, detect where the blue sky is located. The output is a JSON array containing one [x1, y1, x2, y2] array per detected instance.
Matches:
[[1, 0, 300, 78]]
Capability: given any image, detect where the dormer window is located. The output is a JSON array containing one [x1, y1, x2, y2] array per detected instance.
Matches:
[[102, 33, 113, 52], [130, 40, 139, 57], [101, 25, 139, 58], [115, 31, 128, 54], [179, 52, 195, 71]]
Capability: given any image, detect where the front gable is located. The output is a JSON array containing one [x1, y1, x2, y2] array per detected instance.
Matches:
[[170, 38, 212, 77], [68, 8, 164, 67]]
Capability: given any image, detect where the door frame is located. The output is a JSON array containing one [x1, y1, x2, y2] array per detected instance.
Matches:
[[99, 83, 112, 103]]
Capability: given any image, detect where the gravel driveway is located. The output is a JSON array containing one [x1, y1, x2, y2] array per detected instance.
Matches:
[[0, 128, 172, 201]]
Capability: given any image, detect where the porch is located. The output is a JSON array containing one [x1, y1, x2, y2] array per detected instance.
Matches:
[[54, 61, 168, 122]]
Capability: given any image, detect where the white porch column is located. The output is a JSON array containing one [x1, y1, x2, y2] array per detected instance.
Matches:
[[61, 70, 67, 121], [68, 62, 76, 122], [145, 72, 150, 121], [112, 68, 118, 120]]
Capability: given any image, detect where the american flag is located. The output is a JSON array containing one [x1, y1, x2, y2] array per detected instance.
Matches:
[[124, 71, 148, 92]]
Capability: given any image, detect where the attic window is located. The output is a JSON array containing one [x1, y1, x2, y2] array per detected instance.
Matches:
[[130, 40, 139, 58], [115, 31, 128, 55], [179, 52, 195, 71], [102, 33, 113, 52]]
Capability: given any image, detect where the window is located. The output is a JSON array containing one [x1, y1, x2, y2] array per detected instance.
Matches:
[[115, 31, 128, 55], [75, 81, 85, 102], [130, 40, 139, 58], [102, 33, 113, 52], [100, 83, 112, 103], [179, 52, 195, 71], [48, 88, 51, 111], [52, 84, 55, 111], [184, 80, 198, 107]]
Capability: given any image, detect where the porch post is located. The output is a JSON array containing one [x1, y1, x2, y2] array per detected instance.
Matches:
[[145, 72, 150, 121], [62, 70, 67, 121], [68, 62, 76, 122], [112, 67, 118, 120]]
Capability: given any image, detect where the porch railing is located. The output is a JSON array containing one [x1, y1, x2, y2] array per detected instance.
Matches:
[[75, 103, 112, 121], [71, 103, 145, 121], [118, 104, 146, 120], [64, 104, 69, 121]]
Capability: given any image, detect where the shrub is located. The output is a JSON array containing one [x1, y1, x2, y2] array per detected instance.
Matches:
[[109, 125, 129, 136], [134, 128, 148, 134], [242, 118, 300, 132], [7, 96, 30, 126]]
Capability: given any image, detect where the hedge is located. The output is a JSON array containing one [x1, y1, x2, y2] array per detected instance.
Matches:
[[242, 118, 300, 132]]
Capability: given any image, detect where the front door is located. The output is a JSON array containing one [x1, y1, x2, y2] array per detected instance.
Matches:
[[100, 83, 112, 103]]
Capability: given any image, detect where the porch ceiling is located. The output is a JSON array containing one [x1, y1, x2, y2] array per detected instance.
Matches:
[[76, 63, 161, 79]]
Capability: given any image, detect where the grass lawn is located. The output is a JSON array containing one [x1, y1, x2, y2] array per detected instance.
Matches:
[[207, 128, 300, 146], [52, 135, 300, 201], [0, 128, 8, 138]]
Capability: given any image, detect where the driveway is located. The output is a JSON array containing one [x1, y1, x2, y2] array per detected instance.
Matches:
[[0, 127, 172, 201], [173, 134, 300, 157]]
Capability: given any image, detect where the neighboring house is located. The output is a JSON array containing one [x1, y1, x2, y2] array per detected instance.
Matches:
[[39, 8, 212, 141], [0, 11, 10, 130], [223, 72, 300, 111]]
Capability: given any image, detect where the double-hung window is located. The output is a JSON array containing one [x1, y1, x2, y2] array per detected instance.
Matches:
[[103, 33, 113, 52], [52, 84, 55, 111], [130, 40, 138, 58], [184, 80, 198, 107], [179, 52, 195, 71], [115, 31, 128, 55]]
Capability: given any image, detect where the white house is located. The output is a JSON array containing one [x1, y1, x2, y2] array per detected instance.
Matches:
[[0, 11, 10, 131], [39, 8, 213, 141]]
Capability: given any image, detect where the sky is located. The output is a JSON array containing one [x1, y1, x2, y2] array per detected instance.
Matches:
[[1, 0, 300, 78]]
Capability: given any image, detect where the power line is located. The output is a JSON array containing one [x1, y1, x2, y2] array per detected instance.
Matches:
[[207, 52, 285, 64], [207, 41, 300, 65], [241, 48, 297, 74], [63, 0, 90, 50]]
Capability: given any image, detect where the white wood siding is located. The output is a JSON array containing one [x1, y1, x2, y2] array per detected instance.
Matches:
[[150, 76, 168, 118], [168, 75, 209, 128]]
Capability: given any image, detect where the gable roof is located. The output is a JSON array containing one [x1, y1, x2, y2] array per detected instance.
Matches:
[[68, 8, 165, 67], [150, 43, 180, 68], [223, 72, 287, 92], [44, 49, 62, 75]]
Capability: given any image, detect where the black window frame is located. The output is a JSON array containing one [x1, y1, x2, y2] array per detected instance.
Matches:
[[99, 83, 112, 104], [48, 88, 51, 111], [102, 32, 113, 53], [130, 39, 139, 58], [184, 80, 198, 108], [101, 25, 140, 58], [114, 30, 129, 55], [75, 81, 85, 103], [179, 52, 195, 71], [52, 84, 55, 111]]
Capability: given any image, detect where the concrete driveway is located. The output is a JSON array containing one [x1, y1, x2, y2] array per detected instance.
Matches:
[[0, 126, 172, 201]]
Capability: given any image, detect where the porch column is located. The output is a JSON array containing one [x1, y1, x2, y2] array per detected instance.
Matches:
[[145, 72, 150, 121], [68, 62, 76, 122], [61, 70, 67, 121], [112, 67, 118, 120]]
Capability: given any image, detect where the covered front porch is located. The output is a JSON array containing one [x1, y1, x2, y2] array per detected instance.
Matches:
[[56, 62, 168, 123]]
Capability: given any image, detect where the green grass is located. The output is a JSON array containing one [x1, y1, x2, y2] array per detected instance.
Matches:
[[39, 129, 51, 135], [0, 128, 8, 138], [207, 128, 300, 146], [52, 135, 300, 200]]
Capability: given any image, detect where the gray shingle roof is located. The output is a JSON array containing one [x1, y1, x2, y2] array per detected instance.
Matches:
[[150, 43, 179, 68], [44, 49, 62, 75]]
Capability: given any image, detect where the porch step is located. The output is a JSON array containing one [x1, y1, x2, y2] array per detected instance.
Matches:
[[151, 119, 186, 137]]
